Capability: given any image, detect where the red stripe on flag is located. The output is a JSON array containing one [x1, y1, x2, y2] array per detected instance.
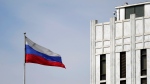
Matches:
[[25, 54, 66, 68]]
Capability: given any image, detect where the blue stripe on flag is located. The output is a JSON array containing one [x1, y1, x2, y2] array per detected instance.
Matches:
[[25, 45, 62, 63]]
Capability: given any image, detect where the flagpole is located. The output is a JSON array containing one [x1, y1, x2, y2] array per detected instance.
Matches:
[[24, 32, 26, 84]]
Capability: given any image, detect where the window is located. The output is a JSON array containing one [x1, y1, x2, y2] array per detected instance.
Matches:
[[141, 49, 147, 76], [141, 78, 147, 84], [100, 54, 106, 80], [125, 5, 144, 19], [125, 7, 134, 19], [120, 80, 126, 84], [120, 52, 126, 78], [100, 83, 106, 84]]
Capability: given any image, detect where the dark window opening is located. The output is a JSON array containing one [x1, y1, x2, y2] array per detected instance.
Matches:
[[100, 83, 106, 84], [141, 78, 147, 84], [120, 80, 126, 84], [125, 5, 144, 19], [125, 7, 134, 19], [141, 49, 147, 76], [100, 54, 106, 80], [120, 52, 126, 78]]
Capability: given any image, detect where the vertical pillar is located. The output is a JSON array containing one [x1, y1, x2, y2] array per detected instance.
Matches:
[[126, 51, 132, 84], [110, 17, 115, 84], [116, 53, 120, 84], [130, 14, 136, 84], [90, 20, 98, 84], [136, 50, 140, 84]]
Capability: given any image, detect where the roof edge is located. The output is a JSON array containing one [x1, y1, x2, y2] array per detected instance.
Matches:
[[115, 1, 150, 9]]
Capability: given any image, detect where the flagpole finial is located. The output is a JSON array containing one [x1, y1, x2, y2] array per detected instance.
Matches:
[[24, 32, 26, 37]]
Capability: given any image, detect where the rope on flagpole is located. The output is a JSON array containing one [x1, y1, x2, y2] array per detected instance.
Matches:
[[24, 32, 26, 84]]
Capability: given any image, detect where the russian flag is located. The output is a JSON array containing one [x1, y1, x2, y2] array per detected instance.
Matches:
[[25, 37, 65, 68]]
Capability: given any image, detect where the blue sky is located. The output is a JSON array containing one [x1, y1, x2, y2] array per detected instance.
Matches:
[[0, 0, 147, 84]]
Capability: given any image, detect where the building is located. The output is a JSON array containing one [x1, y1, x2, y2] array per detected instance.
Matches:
[[90, 2, 150, 84]]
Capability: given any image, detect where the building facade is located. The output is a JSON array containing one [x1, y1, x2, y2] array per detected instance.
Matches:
[[90, 2, 150, 84]]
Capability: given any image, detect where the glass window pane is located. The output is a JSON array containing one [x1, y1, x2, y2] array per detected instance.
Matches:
[[120, 80, 126, 84], [141, 49, 147, 76], [135, 5, 144, 17], [100, 54, 106, 80], [100, 75, 106, 80], [100, 83, 106, 84], [125, 6, 134, 19], [101, 54, 106, 60], [141, 56, 147, 69], [141, 70, 146, 76], [120, 52, 126, 78], [141, 49, 146, 55], [101, 61, 106, 74], [141, 78, 147, 84]]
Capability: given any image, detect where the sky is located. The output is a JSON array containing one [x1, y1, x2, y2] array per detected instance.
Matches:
[[0, 0, 148, 84]]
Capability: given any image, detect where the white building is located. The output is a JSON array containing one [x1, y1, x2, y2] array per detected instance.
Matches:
[[90, 2, 150, 84]]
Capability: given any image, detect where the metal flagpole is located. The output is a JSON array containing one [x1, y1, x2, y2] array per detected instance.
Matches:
[[24, 32, 26, 84]]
